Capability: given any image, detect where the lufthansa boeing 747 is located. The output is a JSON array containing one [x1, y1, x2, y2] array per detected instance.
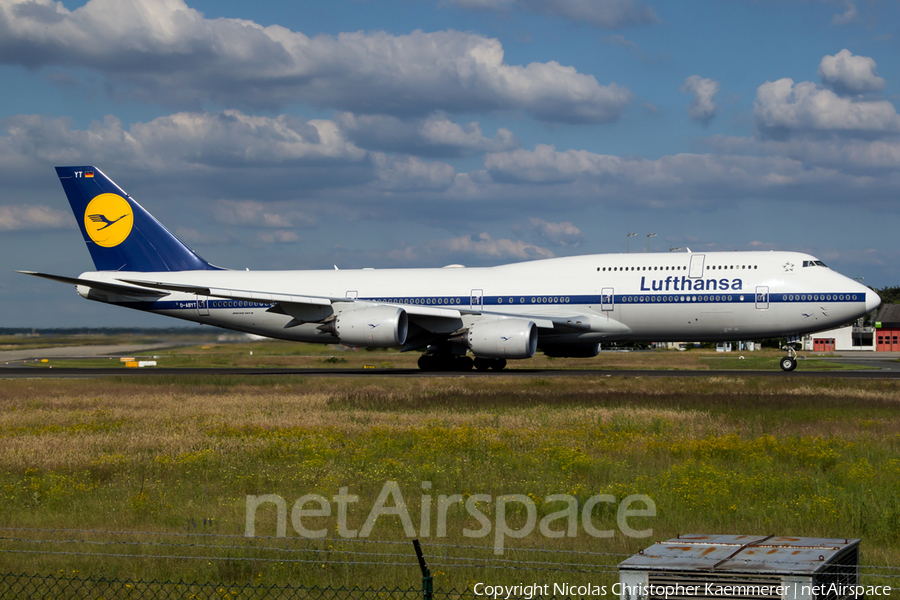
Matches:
[[20, 167, 881, 371]]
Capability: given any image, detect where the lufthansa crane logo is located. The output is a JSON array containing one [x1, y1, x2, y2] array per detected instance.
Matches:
[[84, 193, 133, 247]]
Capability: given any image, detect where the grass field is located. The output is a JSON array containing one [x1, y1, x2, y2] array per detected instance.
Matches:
[[1, 369, 898, 591]]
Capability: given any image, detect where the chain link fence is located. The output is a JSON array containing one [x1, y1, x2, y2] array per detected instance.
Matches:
[[1, 572, 467, 600], [0, 528, 896, 599]]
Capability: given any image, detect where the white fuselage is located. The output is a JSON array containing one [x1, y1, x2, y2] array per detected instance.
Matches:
[[74, 250, 878, 347]]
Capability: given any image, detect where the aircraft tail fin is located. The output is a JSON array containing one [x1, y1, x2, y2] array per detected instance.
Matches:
[[56, 166, 219, 272]]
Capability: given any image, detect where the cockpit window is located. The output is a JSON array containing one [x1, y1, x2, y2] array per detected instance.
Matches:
[[803, 260, 827, 267]]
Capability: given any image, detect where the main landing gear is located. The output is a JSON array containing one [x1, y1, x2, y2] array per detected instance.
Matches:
[[417, 354, 506, 372], [474, 357, 506, 372], [780, 346, 798, 372]]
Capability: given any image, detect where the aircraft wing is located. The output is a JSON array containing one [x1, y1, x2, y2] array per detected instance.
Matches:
[[117, 277, 463, 324], [473, 309, 630, 334], [117, 277, 627, 333]]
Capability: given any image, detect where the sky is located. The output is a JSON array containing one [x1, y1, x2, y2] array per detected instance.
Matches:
[[2, 0, 900, 328]]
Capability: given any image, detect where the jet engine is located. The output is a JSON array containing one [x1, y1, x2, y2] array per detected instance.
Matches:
[[322, 306, 408, 347], [465, 319, 537, 359], [540, 343, 601, 358]]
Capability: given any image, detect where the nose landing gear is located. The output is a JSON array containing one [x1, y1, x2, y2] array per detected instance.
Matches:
[[780, 346, 798, 372]]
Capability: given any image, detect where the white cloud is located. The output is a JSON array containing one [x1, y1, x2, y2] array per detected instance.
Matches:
[[212, 200, 314, 229], [0, 205, 73, 230], [818, 49, 886, 95], [392, 232, 555, 262], [831, 0, 858, 25], [529, 218, 583, 246], [418, 115, 518, 154], [130, 111, 366, 166], [481, 143, 882, 207], [0, 0, 632, 123], [0, 110, 365, 170], [602, 34, 646, 60], [0, 110, 495, 204], [173, 227, 231, 245], [485, 144, 623, 184], [703, 135, 900, 173], [753, 78, 900, 139], [0, 110, 380, 200], [0, 114, 142, 166], [258, 230, 300, 244], [439, 232, 555, 259], [680, 75, 720, 125], [371, 155, 456, 191], [336, 112, 519, 157]]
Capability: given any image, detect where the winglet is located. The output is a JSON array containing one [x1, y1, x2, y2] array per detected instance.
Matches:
[[55, 166, 219, 272]]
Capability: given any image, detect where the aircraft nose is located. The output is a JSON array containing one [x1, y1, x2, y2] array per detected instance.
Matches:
[[866, 289, 882, 313]]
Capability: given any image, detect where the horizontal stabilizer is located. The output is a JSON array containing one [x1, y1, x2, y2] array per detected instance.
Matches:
[[18, 271, 168, 297]]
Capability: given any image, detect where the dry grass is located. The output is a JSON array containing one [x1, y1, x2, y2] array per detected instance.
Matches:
[[0, 375, 898, 589]]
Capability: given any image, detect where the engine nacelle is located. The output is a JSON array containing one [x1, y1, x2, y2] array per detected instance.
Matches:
[[540, 343, 601, 358], [332, 306, 408, 347], [466, 319, 537, 359]]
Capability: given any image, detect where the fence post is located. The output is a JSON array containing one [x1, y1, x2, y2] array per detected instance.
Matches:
[[413, 539, 433, 600]]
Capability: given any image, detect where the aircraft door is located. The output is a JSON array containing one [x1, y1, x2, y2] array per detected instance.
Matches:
[[689, 254, 706, 278], [345, 290, 358, 299], [601, 287, 615, 312], [197, 295, 209, 316], [470, 289, 484, 311], [755, 286, 769, 310]]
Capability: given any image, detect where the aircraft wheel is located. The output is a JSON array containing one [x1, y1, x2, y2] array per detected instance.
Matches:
[[491, 359, 507, 371], [780, 356, 797, 372], [437, 356, 456, 372], [457, 356, 474, 371], [418, 354, 437, 371], [473, 358, 492, 372]]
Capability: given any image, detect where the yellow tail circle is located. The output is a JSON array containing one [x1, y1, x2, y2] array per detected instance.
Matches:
[[83, 193, 133, 247]]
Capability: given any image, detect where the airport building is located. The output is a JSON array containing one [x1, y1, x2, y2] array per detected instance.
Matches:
[[802, 323, 874, 352], [873, 304, 900, 351], [800, 304, 900, 352]]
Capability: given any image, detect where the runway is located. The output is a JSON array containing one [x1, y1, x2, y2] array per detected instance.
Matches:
[[0, 343, 182, 364], [3, 363, 900, 379]]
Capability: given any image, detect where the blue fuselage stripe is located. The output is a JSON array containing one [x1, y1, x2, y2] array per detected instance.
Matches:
[[119, 291, 866, 313]]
